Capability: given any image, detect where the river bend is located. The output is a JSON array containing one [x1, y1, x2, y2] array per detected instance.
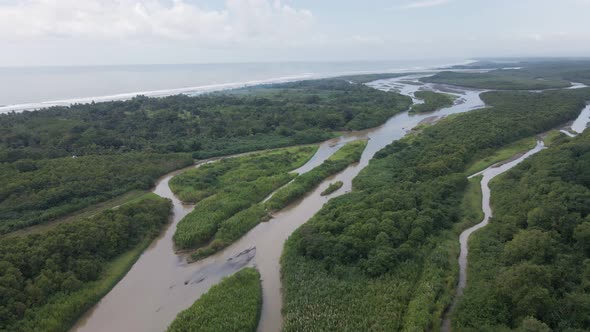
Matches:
[[71, 75, 486, 332]]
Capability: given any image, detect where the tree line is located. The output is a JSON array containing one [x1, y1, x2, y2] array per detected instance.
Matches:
[[0, 153, 192, 234], [0, 79, 411, 162], [0, 196, 172, 332], [454, 130, 590, 331], [281, 87, 590, 331]]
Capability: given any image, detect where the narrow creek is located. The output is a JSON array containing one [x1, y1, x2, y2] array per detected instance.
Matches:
[[71, 75, 487, 332], [441, 140, 546, 332], [439, 91, 590, 331]]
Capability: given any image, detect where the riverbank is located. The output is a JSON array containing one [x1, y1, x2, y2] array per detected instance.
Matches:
[[281, 85, 590, 331], [0, 195, 172, 332], [442, 140, 546, 331], [68, 74, 486, 332], [452, 130, 590, 331], [0, 190, 148, 238]]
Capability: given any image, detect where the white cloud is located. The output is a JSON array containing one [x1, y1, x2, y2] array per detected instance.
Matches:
[[351, 34, 385, 45], [391, 0, 451, 10], [529, 33, 544, 42], [0, 0, 313, 45]]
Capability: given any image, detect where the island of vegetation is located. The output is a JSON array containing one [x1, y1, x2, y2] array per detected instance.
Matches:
[[170, 146, 317, 256], [264, 140, 366, 211], [170, 140, 367, 261], [410, 90, 456, 113], [167, 268, 262, 332], [321, 181, 343, 196]]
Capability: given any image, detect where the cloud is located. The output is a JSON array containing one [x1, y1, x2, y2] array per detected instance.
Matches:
[[529, 33, 544, 42], [391, 0, 451, 10], [351, 35, 385, 45], [0, 0, 314, 46]]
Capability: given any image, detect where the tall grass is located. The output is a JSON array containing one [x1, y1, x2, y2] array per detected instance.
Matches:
[[172, 146, 317, 249], [167, 268, 262, 332], [190, 140, 367, 261], [265, 140, 367, 211]]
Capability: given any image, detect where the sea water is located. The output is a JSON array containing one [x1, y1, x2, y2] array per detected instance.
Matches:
[[0, 59, 468, 113]]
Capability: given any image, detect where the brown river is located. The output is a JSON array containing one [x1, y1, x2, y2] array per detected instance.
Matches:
[[440, 87, 590, 331], [71, 75, 489, 332], [441, 140, 546, 332]]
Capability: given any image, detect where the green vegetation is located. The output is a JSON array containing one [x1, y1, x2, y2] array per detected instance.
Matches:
[[0, 77, 410, 235], [170, 147, 316, 203], [411, 91, 456, 113], [336, 73, 408, 84], [167, 268, 262, 332], [171, 146, 316, 249], [0, 195, 172, 332], [453, 130, 590, 331], [321, 181, 344, 196], [265, 140, 367, 211], [517, 59, 590, 85], [281, 87, 590, 331], [0, 79, 410, 162], [464, 137, 537, 174], [543, 129, 570, 146], [187, 141, 366, 261], [456, 175, 483, 232], [0, 153, 191, 234], [422, 69, 572, 90], [3, 61, 590, 331], [425, 59, 590, 90], [1, 190, 148, 238]]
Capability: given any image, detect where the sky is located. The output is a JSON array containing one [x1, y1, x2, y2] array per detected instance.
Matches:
[[1, 0, 590, 66]]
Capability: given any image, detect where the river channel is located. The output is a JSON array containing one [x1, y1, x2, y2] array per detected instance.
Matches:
[[71, 74, 487, 332]]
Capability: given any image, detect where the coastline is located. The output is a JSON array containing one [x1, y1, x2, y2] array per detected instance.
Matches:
[[0, 59, 474, 114]]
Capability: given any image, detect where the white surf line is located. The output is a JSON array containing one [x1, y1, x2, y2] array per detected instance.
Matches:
[[0, 74, 317, 113], [0, 60, 478, 114]]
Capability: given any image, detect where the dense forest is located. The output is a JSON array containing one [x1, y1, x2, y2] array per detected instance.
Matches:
[[423, 59, 590, 90], [410, 91, 456, 113], [515, 59, 590, 85], [0, 79, 411, 161], [422, 70, 572, 90], [2, 60, 590, 332], [0, 153, 191, 234], [0, 196, 172, 332], [167, 268, 262, 332], [0, 77, 410, 234], [454, 130, 590, 331], [281, 87, 590, 331]]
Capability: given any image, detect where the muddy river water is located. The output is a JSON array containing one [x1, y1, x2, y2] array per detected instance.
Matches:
[[441, 140, 547, 332], [71, 75, 489, 332], [441, 103, 590, 331]]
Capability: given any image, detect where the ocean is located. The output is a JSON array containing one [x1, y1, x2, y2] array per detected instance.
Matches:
[[0, 59, 468, 113]]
